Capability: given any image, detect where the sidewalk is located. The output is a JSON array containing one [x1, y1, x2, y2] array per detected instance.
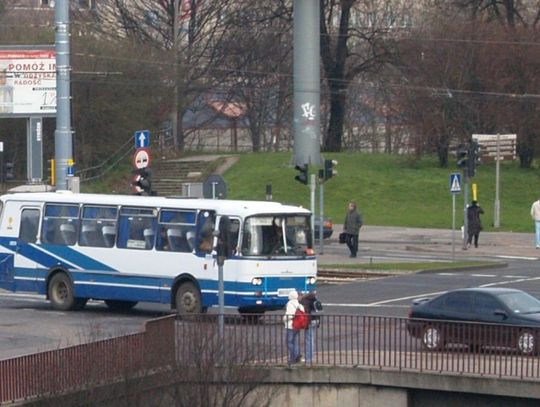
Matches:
[[316, 225, 539, 265]]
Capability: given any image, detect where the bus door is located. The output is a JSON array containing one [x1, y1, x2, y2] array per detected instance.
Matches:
[[14, 206, 42, 292]]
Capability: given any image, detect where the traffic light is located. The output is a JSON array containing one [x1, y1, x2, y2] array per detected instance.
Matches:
[[3, 162, 14, 181], [456, 144, 468, 168], [132, 167, 153, 195], [324, 159, 338, 181], [294, 164, 308, 185], [467, 141, 481, 178]]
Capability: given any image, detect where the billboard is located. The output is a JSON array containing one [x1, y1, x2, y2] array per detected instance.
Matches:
[[0, 47, 56, 116]]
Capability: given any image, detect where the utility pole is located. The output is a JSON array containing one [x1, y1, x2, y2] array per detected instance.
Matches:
[[54, 0, 73, 190], [293, 0, 322, 167], [172, 0, 180, 151]]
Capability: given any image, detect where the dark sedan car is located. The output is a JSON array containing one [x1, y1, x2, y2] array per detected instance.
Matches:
[[407, 287, 540, 355]]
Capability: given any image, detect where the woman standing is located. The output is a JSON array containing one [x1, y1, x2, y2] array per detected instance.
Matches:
[[467, 200, 484, 248]]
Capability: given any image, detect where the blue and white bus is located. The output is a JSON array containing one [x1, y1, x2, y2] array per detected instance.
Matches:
[[0, 192, 317, 315]]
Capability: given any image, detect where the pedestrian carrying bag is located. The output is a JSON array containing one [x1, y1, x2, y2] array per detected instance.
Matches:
[[292, 308, 310, 330]]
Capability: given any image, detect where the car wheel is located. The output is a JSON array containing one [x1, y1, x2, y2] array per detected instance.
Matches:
[[517, 330, 536, 355], [421, 325, 444, 351], [175, 281, 202, 314]]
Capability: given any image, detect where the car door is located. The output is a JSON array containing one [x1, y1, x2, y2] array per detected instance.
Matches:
[[440, 291, 475, 344], [473, 293, 511, 348]]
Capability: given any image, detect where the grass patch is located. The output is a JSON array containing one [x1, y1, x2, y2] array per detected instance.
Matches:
[[224, 152, 540, 232], [320, 261, 502, 271]]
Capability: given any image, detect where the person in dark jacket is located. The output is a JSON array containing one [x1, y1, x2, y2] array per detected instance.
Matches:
[[299, 292, 320, 363], [467, 200, 484, 248], [343, 201, 363, 257]]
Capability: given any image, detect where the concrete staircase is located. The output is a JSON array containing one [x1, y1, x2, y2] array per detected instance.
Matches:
[[151, 159, 211, 196]]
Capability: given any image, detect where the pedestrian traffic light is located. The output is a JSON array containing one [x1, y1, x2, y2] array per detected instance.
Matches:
[[324, 159, 338, 181], [3, 162, 14, 181], [467, 141, 481, 178], [294, 164, 308, 185], [132, 167, 152, 195], [456, 144, 468, 168]]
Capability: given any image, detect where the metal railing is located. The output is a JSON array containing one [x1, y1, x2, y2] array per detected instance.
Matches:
[[2, 314, 540, 404]]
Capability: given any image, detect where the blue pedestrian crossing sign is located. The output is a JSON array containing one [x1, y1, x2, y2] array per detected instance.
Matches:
[[450, 173, 462, 194]]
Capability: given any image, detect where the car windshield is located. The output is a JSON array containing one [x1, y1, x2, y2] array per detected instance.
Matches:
[[498, 292, 540, 314], [241, 214, 312, 257]]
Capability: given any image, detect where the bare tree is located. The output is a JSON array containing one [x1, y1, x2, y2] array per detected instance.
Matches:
[[320, 0, 405, 152]]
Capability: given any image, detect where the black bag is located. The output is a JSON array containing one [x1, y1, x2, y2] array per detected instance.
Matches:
[[338, 232, 347, 244], [314, 300, 323, 312]]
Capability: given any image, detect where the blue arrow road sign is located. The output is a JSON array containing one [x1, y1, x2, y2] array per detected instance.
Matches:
[[450, 173, 462, 194], [134, 130, 150, 148]]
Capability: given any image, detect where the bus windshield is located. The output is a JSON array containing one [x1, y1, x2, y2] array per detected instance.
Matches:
[[241, 214, 312, 257]]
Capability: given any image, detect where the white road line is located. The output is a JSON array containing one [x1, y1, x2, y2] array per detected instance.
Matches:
[[503, 275, 529, 279], [321, 303, 409, 308], [495, 255, 538, 261], [471, 274, 496, 277], [437, 273, 456, 276]]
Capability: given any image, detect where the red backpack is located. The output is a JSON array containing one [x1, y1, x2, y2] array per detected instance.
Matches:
[[292, 307, 310, 330]]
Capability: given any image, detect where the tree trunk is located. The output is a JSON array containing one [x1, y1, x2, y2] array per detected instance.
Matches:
[[324, 83, 346, 152]]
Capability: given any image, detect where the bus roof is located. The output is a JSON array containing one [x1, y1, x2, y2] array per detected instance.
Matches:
[[0, 192, 311, 218]]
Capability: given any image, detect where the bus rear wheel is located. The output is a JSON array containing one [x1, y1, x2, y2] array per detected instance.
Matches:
[[48, 273, 79, 311], [175, 282, 202, 314]]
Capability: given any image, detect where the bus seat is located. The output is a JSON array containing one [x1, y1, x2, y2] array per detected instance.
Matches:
[[59, 223, 76, 245], [144, 228, 155, 249], [186, 231, 195, 251], [167, 228, 189, 252], [102, 226, 116, 248], [80, 223, 101, 247]]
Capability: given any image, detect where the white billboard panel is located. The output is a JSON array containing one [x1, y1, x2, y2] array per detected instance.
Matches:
[[0, 48, 56, 116]]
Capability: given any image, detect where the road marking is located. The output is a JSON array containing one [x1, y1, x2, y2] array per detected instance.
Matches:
[[480, 276, 540, 288], [504, 275, 529, 279], [322, 303, 409, 308], [471, 274, 496, 277], [437, 273, 456, 276], [496, 255, 538, 261]]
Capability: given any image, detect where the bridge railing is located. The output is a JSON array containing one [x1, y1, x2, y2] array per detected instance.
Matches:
[[1, 313, 540, 404]]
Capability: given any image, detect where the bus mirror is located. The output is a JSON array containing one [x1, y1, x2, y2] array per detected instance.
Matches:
[[217, 216, 231, 261]]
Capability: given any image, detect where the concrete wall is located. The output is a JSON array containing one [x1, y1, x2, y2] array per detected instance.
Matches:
[[19, 366, 540, 407]]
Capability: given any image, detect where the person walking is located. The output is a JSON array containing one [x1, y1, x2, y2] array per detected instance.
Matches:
[[299, 292, 321, 364], [283, 290, 304, 365], [467, 200, 484, 248], [343, 201, 363, 257], [531, 196, 540, 248]]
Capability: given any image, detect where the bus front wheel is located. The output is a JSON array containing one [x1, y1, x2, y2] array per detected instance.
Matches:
[[175, 282, 202, 314], [48, 273, 79, 311]]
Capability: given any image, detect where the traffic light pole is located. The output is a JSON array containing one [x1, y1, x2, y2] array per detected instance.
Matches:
[[319, 180, 324, 255], [310, 174, 316, 247], [462, 171, 469, 250]]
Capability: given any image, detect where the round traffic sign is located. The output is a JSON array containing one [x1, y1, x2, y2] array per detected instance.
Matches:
[[133, 148, 151, 169]]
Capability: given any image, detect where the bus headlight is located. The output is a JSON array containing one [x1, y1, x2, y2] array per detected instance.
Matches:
[[251, 277, 263, 286], [307, 276, 317, 285]]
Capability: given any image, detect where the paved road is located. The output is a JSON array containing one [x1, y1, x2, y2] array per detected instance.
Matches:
[[1, 226, 538, 360]]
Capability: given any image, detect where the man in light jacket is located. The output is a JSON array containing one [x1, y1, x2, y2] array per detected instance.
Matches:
[[531, 196, 540, 248], [283, 290, 304, 364]]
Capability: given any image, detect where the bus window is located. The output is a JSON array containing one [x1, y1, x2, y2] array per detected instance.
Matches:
[[117, 207, 157, 250], [229, 218, 240, 254], [241, 214, 311, 256], [80, 205, 118, 248], [41, 204, 79, 246], [157, 209, 196, 252], [19, 208, 40, 243]]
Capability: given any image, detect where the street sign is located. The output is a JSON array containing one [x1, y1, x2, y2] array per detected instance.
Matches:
[[133, 148, 151, 169], [450, 173, 461, 194], [472, 134, 516, 162], [203, 174, 228, 199], [134, 130, 150, 149]]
